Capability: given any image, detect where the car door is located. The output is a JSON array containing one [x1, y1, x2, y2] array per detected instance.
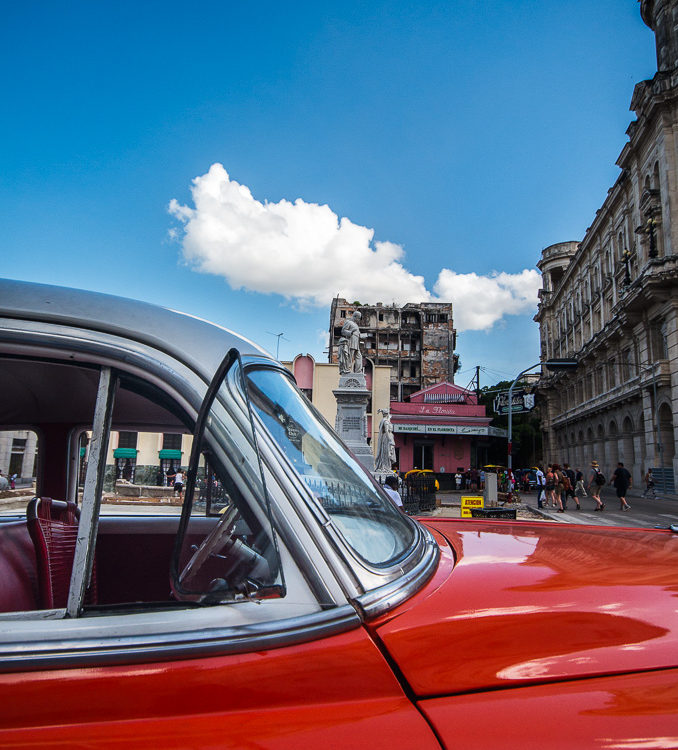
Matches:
[[0, 342, 441, 748]]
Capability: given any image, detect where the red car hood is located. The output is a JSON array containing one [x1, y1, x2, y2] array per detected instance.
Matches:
[[370, 519, 678, 697]]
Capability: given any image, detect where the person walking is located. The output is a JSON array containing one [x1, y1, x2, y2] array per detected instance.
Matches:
[[535, 466, 546, 508], [544, 464, 557, 508], [610, 462, 632, 511], [552, 464, 565, 512], [169, 468, 185, 499], [563, 463, 580, 510], [586, 461, 605, 511], [574, 469, 587, 508], [643, 468, 657, 498]]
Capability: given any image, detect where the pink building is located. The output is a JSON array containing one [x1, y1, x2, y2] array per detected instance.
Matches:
[[391, 381, 504, 477]]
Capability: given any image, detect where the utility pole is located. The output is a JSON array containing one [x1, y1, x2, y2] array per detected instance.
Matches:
[[266, 332, 288, 360]]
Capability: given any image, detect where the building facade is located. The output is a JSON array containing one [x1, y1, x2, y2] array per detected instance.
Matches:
[[535, 0, 678, 488], [390, 381, 501, 475], [328, 298, 459, 401], [0, 430, 38, 483]]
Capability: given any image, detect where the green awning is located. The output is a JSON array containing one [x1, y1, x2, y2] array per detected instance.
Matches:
[[159, 449, 182, 459], [113, 448, 138, 459]]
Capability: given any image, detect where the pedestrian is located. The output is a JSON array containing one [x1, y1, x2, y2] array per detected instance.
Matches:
[[455, 472, 462, 491], [643, 468, 656, 498], [574, 469, 587, 507], [383, 475, 404, 511], [10, 473, 17, 490], [535, 465, 546, 508], [552, 463, 565, 512], [479, 469, 485, 490], [586, 461, 605, 511], [171, 468, 185, 499], [563, 463, 580, 510], [610, 462, 632, 511], [545, 464, 557, 508]]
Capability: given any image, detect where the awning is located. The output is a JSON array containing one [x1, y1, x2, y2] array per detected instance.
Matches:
[[113, 448, 138, 459], [159, 449, 182, 459]]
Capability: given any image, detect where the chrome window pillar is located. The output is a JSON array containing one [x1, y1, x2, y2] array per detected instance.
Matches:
[[67, 367, 116, 617]]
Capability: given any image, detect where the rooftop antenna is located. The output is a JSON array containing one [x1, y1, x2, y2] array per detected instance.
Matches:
[[266, 331, 289, 360]]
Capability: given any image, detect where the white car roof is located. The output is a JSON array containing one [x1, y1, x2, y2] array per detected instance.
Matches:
[[0, 278, 272, 380]]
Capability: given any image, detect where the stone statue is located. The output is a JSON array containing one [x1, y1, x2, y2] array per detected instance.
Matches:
[[338, 310, 365, 374], [375, 409, 396, 472]]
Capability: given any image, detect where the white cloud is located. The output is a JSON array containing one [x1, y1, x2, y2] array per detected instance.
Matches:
[[434, 269, 542, 331], [169, 164, 541, 331], [169, 163, 429, 307], [317, 329, 330, 349]]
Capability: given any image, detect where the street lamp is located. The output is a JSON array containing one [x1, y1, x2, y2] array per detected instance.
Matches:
[[635, 210, 659, 259], [507, 358, 578, 472]]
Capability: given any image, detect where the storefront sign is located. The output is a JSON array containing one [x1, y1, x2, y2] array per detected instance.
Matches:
[[461, 495, 484, 517], [493, 389, 535, 414], [393, 424, 490, 436], [393, 424, 426, 433]]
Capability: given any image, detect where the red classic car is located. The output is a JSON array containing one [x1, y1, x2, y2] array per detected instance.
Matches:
[[1, 279, 677, 748]]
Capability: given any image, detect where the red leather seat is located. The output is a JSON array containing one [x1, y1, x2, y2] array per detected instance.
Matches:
[[26, 497, 97, 609]]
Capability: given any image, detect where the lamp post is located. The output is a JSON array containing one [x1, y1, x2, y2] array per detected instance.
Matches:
[[507, 358, 577, 472], [635, 210, 659, 259]]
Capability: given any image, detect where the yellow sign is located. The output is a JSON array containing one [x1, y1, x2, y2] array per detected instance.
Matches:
[[461, 495, 484, 517]]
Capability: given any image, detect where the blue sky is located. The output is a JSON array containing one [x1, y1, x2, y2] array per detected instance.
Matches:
[[2, 1, 656, 388]]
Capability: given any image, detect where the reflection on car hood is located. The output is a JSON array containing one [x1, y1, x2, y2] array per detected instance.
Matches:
[[371, 519, 678, 697]]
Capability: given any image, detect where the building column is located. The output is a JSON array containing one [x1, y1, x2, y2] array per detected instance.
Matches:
[[665, 302, 678, 477]]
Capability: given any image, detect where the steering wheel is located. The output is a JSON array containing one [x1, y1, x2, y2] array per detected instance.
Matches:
[[179, 505, 240, 586]]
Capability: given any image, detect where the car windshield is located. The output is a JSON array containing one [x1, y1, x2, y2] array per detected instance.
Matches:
[[247, 367, 415, 567]]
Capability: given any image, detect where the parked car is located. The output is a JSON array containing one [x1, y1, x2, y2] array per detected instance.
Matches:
[[1, 278, 677, 747], [516, 468, 538, 491]]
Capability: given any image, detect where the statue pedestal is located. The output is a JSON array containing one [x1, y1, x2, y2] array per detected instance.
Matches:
[[333, 373, 375, 473]]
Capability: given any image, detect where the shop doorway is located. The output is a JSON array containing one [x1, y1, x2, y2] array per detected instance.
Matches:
[[413, 441, 434, 471]]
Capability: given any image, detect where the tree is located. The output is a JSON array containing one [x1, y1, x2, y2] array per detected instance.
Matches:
[[478, 380, 542, 468]]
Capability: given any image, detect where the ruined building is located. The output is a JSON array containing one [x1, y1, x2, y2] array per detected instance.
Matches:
[[328, 298, 459, 401]]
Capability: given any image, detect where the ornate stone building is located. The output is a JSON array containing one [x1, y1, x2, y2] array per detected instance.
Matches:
[[535, 0, 678, 489]]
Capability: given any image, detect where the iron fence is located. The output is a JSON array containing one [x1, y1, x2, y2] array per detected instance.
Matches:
[[377, 473, 437, 514]]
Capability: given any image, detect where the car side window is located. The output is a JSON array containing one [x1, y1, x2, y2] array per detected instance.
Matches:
[[0, 352, 285, 618]]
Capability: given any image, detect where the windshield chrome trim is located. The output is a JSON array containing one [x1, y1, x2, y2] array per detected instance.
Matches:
[[0, 606, 361, 673], [353, 525, 440, 619]]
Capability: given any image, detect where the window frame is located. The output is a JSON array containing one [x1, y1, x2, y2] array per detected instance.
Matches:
[[0, 328, 359, 669]]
